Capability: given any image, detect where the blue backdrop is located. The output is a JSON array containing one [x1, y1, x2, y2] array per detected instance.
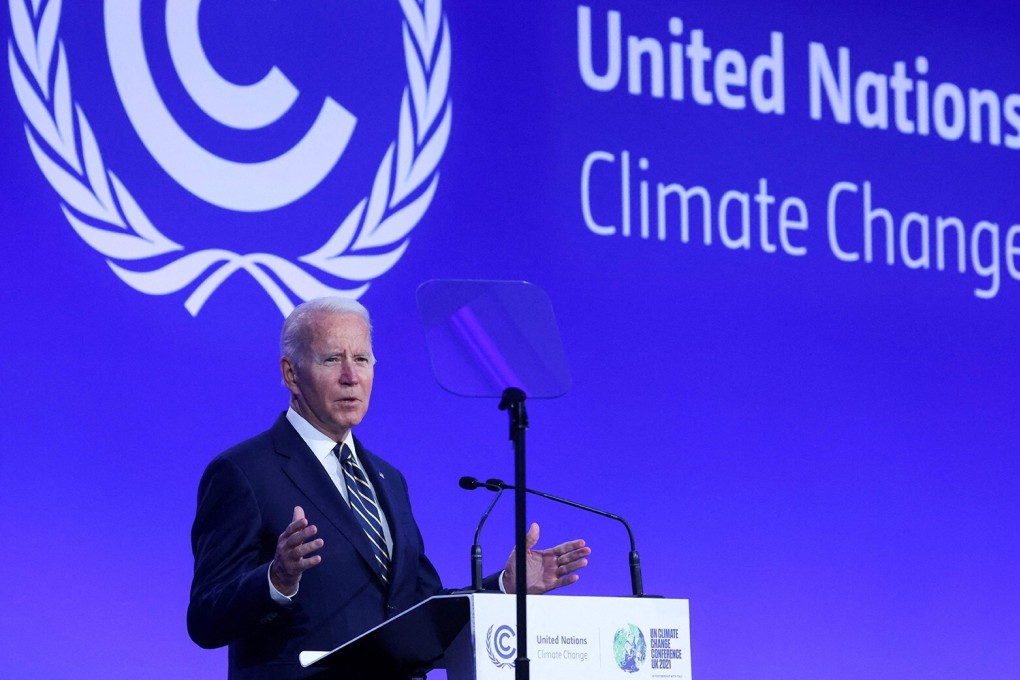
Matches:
[[2, 1, 1018, 678]]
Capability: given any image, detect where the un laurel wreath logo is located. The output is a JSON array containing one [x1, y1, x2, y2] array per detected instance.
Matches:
[[8, 0, 451, 316], [486, 624, 516, 669]]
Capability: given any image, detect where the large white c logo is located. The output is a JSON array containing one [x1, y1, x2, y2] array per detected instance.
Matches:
[[105, 0, 357, 212]]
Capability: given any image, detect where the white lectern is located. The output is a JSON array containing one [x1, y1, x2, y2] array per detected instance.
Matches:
[[300, 593, 692, 679]]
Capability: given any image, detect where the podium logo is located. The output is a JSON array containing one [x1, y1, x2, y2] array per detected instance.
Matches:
[[485, 624, 516, 669], [8, 0, 452, 316], [613, 624, 647, 673]]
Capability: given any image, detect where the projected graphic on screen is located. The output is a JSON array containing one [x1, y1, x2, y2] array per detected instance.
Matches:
[[576, 6, 1020, 300], [1, 2, 1016, 679], [9, 0, 453, 315]]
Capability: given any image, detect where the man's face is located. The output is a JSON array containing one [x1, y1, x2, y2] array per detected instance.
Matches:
[[282, 311, 374, 441]]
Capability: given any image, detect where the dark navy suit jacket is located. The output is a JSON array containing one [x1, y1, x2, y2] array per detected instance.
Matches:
[[187, 414, 446, 679]]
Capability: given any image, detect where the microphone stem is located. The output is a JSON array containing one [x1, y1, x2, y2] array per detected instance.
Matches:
[[474, 488, 504, 545], [629, 549, 644, 597], [471, 544, 483, 591], [470, 487, 503, 591], [508, 484, 639, 553], [494, 480, 645, 597]]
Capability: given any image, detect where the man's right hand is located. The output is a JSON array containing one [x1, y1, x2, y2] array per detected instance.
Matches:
[[270, 506, 324, 597]]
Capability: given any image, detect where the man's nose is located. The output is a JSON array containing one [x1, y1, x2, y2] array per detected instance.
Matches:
[[338, 360, 358, 383]]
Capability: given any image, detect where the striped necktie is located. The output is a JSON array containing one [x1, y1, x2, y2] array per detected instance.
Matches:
[[335, 443, 390, 584]]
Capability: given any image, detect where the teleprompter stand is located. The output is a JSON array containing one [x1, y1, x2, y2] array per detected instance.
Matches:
[[417, 280, 574, 680], [500, 386, 531, 679]]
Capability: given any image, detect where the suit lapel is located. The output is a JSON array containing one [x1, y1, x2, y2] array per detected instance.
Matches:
[[269, 415, 382, 582]]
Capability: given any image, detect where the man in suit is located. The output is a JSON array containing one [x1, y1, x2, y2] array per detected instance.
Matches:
[[187, 296, 591, 678]]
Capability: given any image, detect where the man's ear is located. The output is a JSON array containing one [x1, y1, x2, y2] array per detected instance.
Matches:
[[281, 356, 299, 393]]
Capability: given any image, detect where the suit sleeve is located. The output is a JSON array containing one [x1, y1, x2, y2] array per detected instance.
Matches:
[[187, 456, 289, 649]]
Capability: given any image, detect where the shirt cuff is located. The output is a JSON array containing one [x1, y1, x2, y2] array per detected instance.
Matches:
[[268, 561, 297, 604]]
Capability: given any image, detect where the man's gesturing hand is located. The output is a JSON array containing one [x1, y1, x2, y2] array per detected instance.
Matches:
[[502, 522, 591, 594], [270, 506, 324, 597]]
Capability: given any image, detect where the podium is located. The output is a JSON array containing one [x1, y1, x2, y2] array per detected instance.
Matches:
[[300, 593, 692, 679]]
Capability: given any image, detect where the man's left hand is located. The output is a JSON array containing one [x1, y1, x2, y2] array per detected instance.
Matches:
[[502, 523, 591, 594]]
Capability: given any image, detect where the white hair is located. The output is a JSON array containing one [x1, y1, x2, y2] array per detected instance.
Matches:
[[280, 297, 373, 365]]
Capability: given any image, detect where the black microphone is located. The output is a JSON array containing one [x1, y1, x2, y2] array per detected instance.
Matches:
[[485, 478, 650, 598], [459, 476, 501, 492], [458, 476, 505, 590]]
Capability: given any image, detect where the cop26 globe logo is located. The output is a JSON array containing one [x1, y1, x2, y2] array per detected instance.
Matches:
[[613, 623, 647, 673], [8, 0, 451, 315]]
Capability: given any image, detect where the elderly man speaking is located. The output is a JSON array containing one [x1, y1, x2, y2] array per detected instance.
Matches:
[[187, 296, 591, 678]]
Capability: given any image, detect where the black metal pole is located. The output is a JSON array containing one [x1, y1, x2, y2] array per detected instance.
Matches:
[[499, 387, 529, 680]]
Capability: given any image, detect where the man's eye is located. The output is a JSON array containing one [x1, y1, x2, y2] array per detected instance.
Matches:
[[323, 357, 339, 365], [355, 356, 370, 365]]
